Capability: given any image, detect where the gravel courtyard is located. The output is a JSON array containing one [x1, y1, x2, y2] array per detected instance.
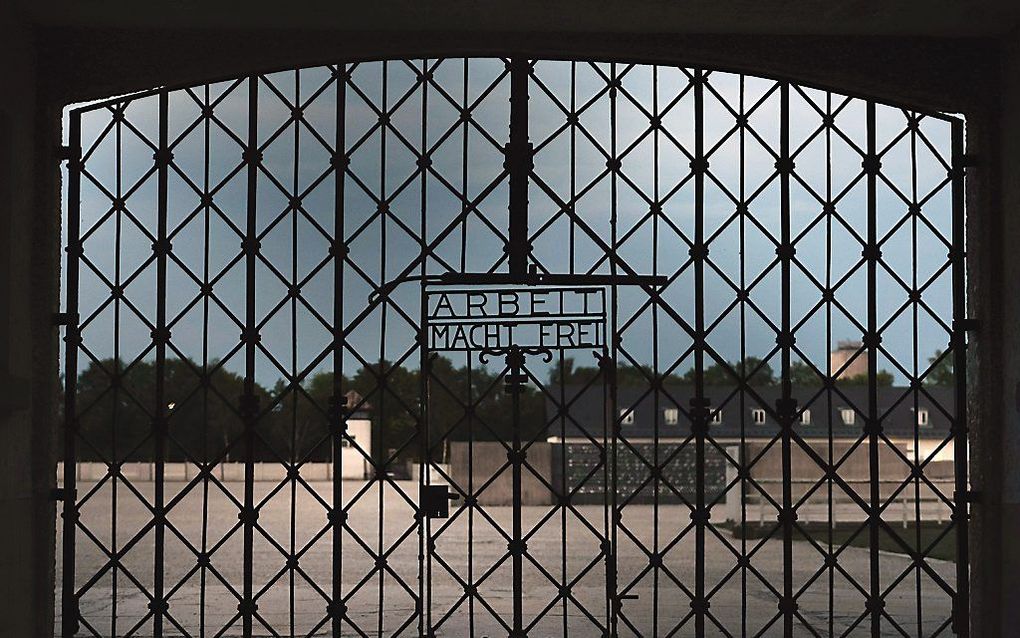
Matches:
[[56, 479, 955, 637]]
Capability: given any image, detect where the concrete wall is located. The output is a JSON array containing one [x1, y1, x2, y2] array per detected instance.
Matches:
[[985, 30, 1020, 636], [448, 442, 553, 506], [58, 461, 358, 482], [0, 9, 60, 638]]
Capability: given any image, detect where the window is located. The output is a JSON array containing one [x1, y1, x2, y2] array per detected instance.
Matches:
[[917, 408, 930, 427], [751, 408, 766, 425], [799, 409, 811, 425], [664, 408, 679, 425], [620, 408, 635, 425], [711, 409, 723, 424], [840, 408, 856, 426]]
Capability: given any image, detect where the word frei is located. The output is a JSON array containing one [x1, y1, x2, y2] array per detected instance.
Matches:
[[425, 287, 607, 351]]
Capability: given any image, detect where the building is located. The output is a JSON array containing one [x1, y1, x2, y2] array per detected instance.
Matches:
[[543, 383, 954, 514], [830, 340, 868, 380], [339, 390, 372, 480]]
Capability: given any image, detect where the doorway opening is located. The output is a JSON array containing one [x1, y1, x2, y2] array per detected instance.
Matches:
[[57, 57, 968, 636]]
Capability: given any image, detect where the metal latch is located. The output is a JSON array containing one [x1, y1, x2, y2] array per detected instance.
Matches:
[[420, 484, 460, 519]]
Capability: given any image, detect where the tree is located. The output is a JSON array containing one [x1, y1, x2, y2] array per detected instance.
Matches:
[[681, 357, 776, 386], [74, 357, 263, 463], [349, 360, 422, 463], [789, 361, 821, 386], [924, 349, 954, 386]]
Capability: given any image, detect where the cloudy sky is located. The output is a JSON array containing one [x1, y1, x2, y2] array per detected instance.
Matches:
[[62, 59, 960, 389]]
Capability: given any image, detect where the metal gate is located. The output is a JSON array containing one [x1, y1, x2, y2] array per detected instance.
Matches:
[[59, 57, 969, 637]]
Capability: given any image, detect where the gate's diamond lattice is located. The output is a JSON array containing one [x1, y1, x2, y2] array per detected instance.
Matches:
[[59, 58, 968, 637]]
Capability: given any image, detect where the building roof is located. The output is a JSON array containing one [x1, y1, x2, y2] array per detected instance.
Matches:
[[543, 384, 954, 441]]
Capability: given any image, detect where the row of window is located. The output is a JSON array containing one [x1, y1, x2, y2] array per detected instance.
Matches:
[[620, 407, 931, 427]]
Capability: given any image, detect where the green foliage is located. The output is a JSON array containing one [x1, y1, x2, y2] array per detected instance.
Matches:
[[789, 361, 820, 386], [74, 358, 260, 462], [924, 349, 954, 386]]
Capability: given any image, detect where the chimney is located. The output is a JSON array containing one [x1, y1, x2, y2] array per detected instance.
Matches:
[[830, 340, 867, 380]]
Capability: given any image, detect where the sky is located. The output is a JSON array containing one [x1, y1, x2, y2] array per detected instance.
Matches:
[[61, 58, 961, 389]]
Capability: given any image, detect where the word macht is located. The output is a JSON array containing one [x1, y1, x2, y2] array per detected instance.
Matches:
[[425, 287, 607, 351]]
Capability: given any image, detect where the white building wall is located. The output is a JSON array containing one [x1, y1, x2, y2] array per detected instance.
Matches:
[[338, 417, 372, 479]]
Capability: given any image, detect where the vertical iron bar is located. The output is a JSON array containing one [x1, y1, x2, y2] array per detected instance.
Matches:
[[288, 69, 300, 637], [463, 57, 476, 638], [866, 100, 881, 638], [61, 111, 82, 638], [951, 119, 970, 638], [825, 91, 835, 638], [779, 81, 794, 638], [242, 74, 259, 637], [112, 105, 123, 637], [200, 82, 212, 638], [910, 112, 922, 638], [152, 88, 170, 638], [507, 57, 530, 277], [651, 64, 661, 638], [418, 58, 430, 638], [693, 68, 707, 638], [738, 75, 749, 638], [331, 62, 348, 638], [510, 349, 524, 637], [607, 61, 620, 638], [377, 60, 389, 638]]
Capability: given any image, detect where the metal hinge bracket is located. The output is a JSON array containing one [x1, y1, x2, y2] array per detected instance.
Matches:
[[955, 318, 980, 333], [52, 312, 79, 326], [955, 153, 978, 168], [957, 489, 982, 504], [51, 487, 77, 501]]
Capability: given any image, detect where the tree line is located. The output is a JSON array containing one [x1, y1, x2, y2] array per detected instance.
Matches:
[[68, 351, 951, 463]]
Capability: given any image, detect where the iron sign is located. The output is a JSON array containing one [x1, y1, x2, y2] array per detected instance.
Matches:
[[424, 286, 607, 351]]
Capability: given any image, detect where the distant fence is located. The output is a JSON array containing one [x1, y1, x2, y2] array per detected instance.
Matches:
[[57, 462, 346, 482]]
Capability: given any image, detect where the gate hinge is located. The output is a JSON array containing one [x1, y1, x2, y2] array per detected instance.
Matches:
[[51, 487, 76, 501], [956, 489, 982, 504], [58, 144, 81, 164], [52, 312, 79, 327], [955, 318, 980, 333], [954, 153, 978, 168]]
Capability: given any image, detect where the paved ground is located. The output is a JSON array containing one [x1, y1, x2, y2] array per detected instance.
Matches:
[[56, 480, 955, 637]]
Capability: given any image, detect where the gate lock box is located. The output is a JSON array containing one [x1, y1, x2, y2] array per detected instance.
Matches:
[[421, 484, 460, 519]]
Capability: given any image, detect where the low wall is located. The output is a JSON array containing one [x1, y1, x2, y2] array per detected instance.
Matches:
[[56, 461, 359, 482], [448, 442, 553, 506]]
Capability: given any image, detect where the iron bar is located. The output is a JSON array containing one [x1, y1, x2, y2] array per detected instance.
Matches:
[[951, 118, 970, 638], [507, 58, 531, 277], [61, 110, 82, 638], [779, 80, 794, 638], [866, 100, 881, 638], [693, 67, 708, 638], [509, 347, 525, 637], [608, 60, 621, 638], [241, 74, 259, 637], [152, 88, 169, 638], [331, 60, 348, 638]]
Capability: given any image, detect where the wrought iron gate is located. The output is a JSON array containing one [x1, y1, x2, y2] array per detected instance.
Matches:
[[59, 57, 969, 637]]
